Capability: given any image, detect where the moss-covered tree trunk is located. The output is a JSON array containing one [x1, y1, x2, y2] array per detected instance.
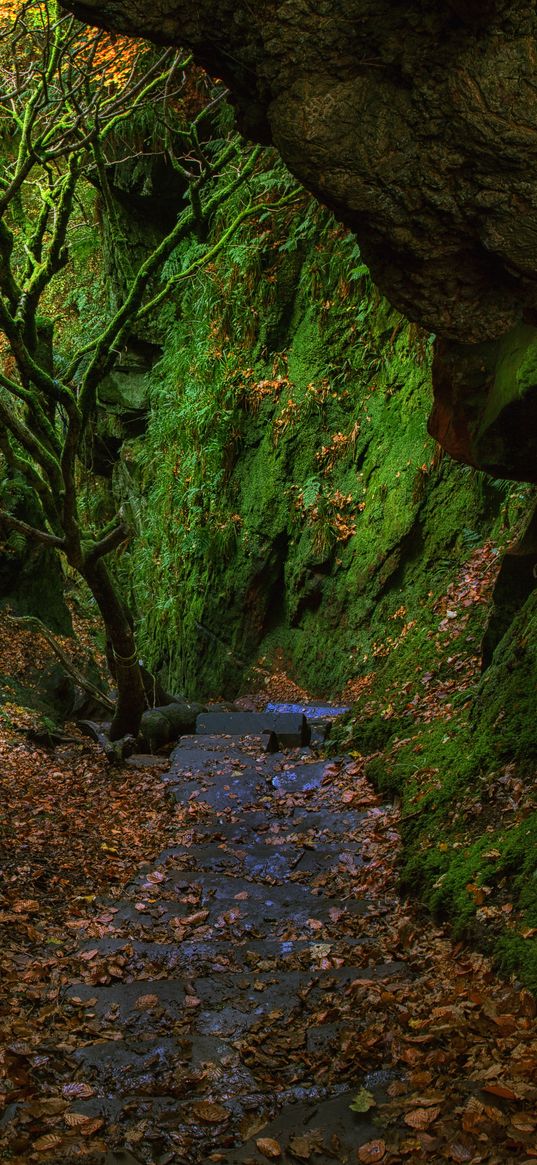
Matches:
[[82, 557, 146, 740]]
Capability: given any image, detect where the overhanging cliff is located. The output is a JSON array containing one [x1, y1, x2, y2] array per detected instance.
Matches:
[[62, 0, 537, 479]]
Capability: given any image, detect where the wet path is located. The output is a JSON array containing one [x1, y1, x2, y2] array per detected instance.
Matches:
[[60, 731, 537, 1165], [63, 732, 407, 1164]]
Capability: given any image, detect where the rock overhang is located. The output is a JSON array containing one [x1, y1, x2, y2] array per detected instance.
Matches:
[[60, 0, 537, 480]]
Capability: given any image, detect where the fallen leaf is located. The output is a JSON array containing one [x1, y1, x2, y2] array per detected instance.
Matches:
[[256, 1137, 282, 1159], [482, 1083, 520, 1101], [287, 1130, 325, 1160], [65, 1112, 95, 1128], [62, 1076, 95, 1095], [33, 1134, 63, 1151], [350, 1088, 376, 1113], [240, 1113, 268, 1140], [357, 1141, 386, 1164], [27, 1098, 67, 1117], [80, 1117, 104, 1136], [192, 1101, 229, 1124], [449, 1140, 474, 1162], [135, 993, 159, 1010], [404, 1106, 441, 1129], [183, 909, 210, 926]]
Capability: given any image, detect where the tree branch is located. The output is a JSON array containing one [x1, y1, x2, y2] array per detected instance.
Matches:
[[84, 520, 129, 564], [0, 508, 65, 548], [5, 613, 115, 712]]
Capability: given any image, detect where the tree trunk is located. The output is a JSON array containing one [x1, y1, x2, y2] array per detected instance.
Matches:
[[82, 556, 146, 740]]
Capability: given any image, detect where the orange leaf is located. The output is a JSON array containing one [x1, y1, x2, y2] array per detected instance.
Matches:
[[357, 1140, 386, 1163], [33, 1134, 63, 1152], [404, 1106, 441, 1129], [65, 1113, 94, 1129], [80, 1117, 104, 1136], [482, 1083, 520, 1101], [256, 1138, 282, 1159]]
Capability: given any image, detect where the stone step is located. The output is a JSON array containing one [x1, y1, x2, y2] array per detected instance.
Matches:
[[100, 871, 370, 940], [195, 711, 310, 747]]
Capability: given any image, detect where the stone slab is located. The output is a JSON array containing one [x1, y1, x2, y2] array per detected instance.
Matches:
[[195, 711, 310, 747]]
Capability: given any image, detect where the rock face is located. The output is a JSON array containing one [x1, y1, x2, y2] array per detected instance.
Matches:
[[63, 0, 537, 479]]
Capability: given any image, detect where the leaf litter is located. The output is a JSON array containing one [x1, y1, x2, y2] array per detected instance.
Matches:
[[0, 630, 536, 1163]]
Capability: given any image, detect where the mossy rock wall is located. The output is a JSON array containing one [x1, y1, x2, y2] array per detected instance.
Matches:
[[124, 166, 510, 702], [109, 152, 537, 986]]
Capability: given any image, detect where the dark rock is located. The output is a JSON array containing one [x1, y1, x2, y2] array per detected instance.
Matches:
[[160, 700, 206, 732], [482, 499, 537, 670], [0, 510, 71, 634], [261, 729, 279, 753], [140, 700, 207, 751], [196, 711, 310, 747], [430, 326, 537, 481], [78, 719, 112, 743], [32, 663, 76, 719], [63, 0, 537, 479]]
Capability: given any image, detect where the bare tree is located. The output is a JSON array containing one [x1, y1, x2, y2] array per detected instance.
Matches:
[[0, 0, 297, 739]]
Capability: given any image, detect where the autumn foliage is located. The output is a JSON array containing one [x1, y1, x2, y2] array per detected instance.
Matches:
[[1, 0, 144, 89]]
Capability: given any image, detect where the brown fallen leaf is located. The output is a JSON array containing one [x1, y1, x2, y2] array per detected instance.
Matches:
[[357, 1141, 386, 1164], [65, 1112, 95, 1128], [33, 1133, 64, 1151], [404, 1106, 441, 1129], [79, 1117, 104, 1136], [256, 1137, 282, 1159], [135, 993, 159, 1010], [183, 909, 210, 926], [192, 1101, 229, 1124], [240, 1113, 268, 1141], [511, 1115, 537, 1133], [482, 1082, 520, 1101], [289, 1130, 325, 1159], [449, 1141, 474, 1163]]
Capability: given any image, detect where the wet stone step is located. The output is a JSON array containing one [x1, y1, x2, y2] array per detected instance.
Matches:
[[76, 936, 373, 981], [131, 841, 361, 883], [155, 805, 364, 846], [65, 978, 186, 1023], [217, 1089, 380, 1165], [66, 962, 408, 1055], [57, 729, 395, 1163], [73, 1034, 258, 1097], [97, 883, 370, 945], [195, 711, 311, 747], [66, 1082, 353, 1161], [163, 775, 270, 811]]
